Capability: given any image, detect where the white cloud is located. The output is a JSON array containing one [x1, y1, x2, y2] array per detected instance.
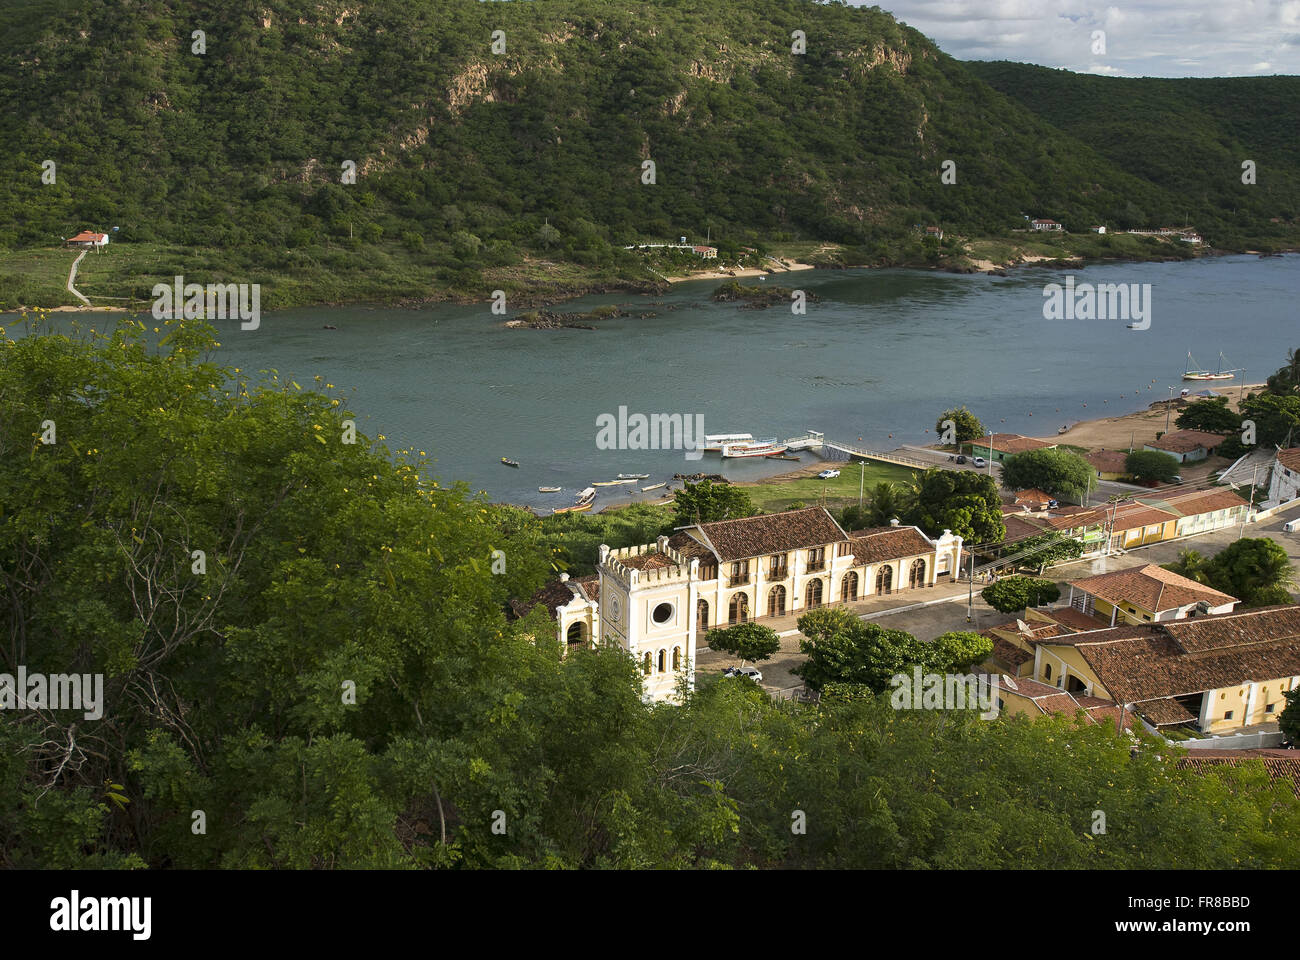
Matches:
[[857, 0, 1300, 76]]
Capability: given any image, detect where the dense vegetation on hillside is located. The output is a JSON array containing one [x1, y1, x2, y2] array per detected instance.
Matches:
[[5, 314, 1300, 869], [2, 0, 1296, 308]]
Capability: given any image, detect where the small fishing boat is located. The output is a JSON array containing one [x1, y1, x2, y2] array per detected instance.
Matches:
[[538, 486, 562, 493], [766, 453, 800, 461], [1057, 425, 1069, 434], [501, 457, 520, 467], [640, 482, 666, 492], [552, 502, 592, 514], [617, 473, 650, 480], [592, 478, 637, 486]]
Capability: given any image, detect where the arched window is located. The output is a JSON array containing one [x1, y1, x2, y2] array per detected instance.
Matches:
[[876, 564, 893, 595], [909, 558, 927, 589], [657, 649, 666, 673], [566, 621, 586, 647], [672, 646, 681, 670], [842, 571, 859, 602], [768, 584, 787, 618], [806, 578, 823, 608], [642, 652, 652, 675], [697, 598, 709, 633], [1044, 663, 1053, 681], [728, 592, 750, 625]]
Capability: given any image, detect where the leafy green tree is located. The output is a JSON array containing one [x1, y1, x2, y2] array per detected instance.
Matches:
[[705, 622, 781, 668], [1265, 347, 1300, 397], [982, 576, 1061, 613], [672, 479, 756, 527], [937, 406, 984, 444], [906, 469, 1004, 544], [1125, 449, 1181, 482], [866, 481, 906, 527], [1240, 394, 1300, 447], [1280, 687, 1300, 743], [1175, 397, 1238, 433], [1161, 548, 1213, 585], [1000, 532, 1083, 573], [1203, 538, 1296, 607], [1000, 448, 1095, 501]]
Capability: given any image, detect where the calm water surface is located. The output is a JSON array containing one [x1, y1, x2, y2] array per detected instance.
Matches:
[[10, 254, 1298, 510]]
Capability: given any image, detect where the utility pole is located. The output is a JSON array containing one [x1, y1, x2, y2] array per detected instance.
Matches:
[[966, 548, 975, 623], [858, 460, 865, 511], [1164, 385, 1174, 433], [1239, 464, 1259, 539]]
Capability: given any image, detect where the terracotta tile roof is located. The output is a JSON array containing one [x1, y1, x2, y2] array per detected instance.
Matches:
[[1085, 449, 1129, 472], [1039, 606, 1112, 632], [1014, 488, 1054, 506], [1067, 606, 1300, 703], [666, 530, 715, 561], [573, 576, 599, 604], [989, 636, 1034, 667], [997, 676, 1134, 727], [1132, 696, 1198, 726], [66, 230, 106, 242], [969, 433, 1056, 455], [1067, 563, 1237, 612], [619, 551, 678, 571], [1108, 503, 1180, 533], [1176, 751, 1300, 797], [691, 507, 847, 563], [1157, 488, 1249, 516], [1278, 448, 1300, 473], [847, 525, 935, 564], [510, 577, 588, 619], [1003, 514, 1050, 540], [1147, 429, 1228, 453]]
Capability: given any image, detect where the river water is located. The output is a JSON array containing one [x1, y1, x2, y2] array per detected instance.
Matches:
[[9, 254, 1297, 510]]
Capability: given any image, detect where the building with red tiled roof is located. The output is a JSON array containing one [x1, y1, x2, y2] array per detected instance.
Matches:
[[964, 433, 1057, 462], [64, 230, 109, 248], [1084, 449, 1129, 480], [1033, 605, 1300, 735], [1013, 489, 1055, 510], [1267, 447, 1300, 507], [1066, 563, 1238, 626], [1176, 750, 1300, 797], [1144, 429, 1229, 462]]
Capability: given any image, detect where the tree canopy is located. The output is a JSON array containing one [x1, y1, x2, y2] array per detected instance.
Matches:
[[905, 469, 1004, 544], [1000, 448, 1095, 502], [982, 576, 1061, 613], [1125, 449, 1181, 483], [672, 478, 756, 527]]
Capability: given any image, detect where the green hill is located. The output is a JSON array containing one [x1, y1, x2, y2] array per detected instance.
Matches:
[[1, 0, 1296, 307]]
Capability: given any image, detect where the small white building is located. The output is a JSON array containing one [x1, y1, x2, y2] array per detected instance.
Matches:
[[1090, 225, 1106, 234], [1267, 447, 1300, 507], [65, 230, 109, 248], [1031, 219, 1063, 232]]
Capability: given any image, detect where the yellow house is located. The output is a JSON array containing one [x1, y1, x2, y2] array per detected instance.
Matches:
[[1031, 606, 1300, 736], [1065, 564, 1238, 626]]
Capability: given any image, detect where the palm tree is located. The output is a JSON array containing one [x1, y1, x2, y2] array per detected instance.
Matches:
[[867, 481, 906, 527]]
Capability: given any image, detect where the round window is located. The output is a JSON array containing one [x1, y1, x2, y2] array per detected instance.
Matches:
[[652, 602, 673, 625]]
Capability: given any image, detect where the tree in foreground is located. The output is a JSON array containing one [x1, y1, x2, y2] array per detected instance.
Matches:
[[1000, 448, 1095, 502], [672, 478, 756, 526], [905, 469, 1004, 544], [982, 576, 1061, 614], [704, 622, 781, 669], [936, 406, 984, 444], [1175, 396, 1239, 433], [1124, 449, 1180, 483]]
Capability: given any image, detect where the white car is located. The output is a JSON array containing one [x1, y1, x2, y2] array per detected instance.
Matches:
[[971, 456, 988, 468], [818, 469, 840, 479], [722, 666, 763, 682]]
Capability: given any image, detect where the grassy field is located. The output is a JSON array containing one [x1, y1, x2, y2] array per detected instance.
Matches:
[[742, 460, 918, 514], [0, 246, 83, 309]]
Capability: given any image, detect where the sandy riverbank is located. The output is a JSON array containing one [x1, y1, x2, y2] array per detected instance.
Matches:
[[1051, 383, 1263, 451], [662, 262, 818, 283]]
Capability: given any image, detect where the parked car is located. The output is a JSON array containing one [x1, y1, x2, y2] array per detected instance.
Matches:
[[955, 455, 967, 464], [817, 468, 840, 479], [972, 456, 987, 468], [736, 666, 763, 682], [1171, 475, 1184, 484], [1284, 518, 1300, 534]]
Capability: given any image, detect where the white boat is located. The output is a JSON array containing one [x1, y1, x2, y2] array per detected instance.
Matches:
[[1183, 351, 1239, 381], [575, 486, 596, 502], [617, 473, 649, 480], [703, 432, 754, 453], [538, 486, 562, 493], [721, 439, 789, 458], [592, 478, 637, 486], [640, 482, 666, 492]]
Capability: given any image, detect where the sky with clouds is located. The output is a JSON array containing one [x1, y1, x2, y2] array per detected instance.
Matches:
[[853, 0, 1300, 76]]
